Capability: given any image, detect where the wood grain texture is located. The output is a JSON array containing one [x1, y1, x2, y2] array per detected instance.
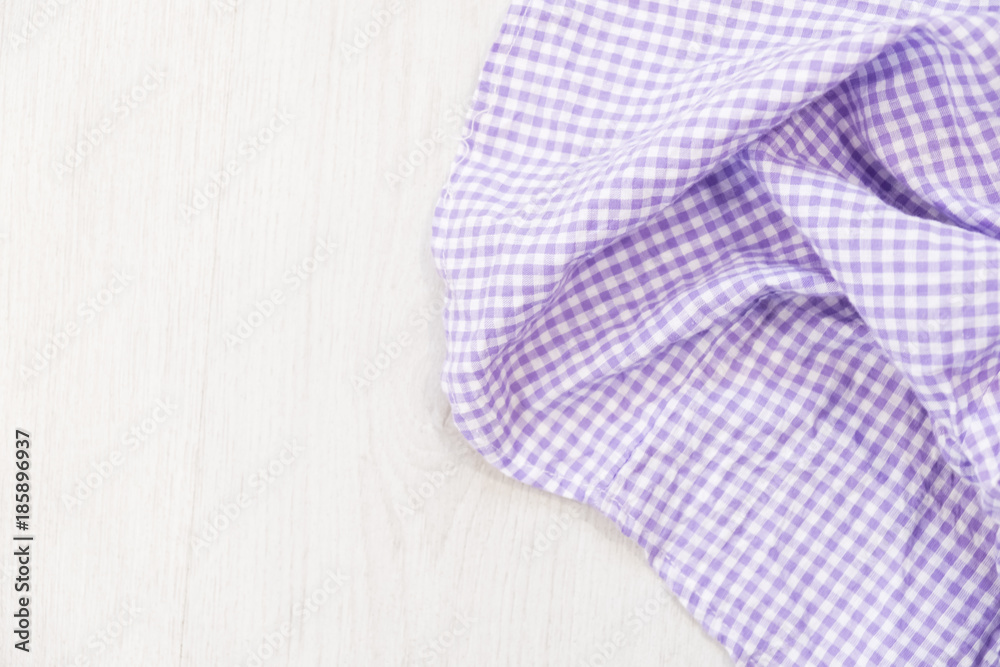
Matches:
[[0, 0, 734, 664]]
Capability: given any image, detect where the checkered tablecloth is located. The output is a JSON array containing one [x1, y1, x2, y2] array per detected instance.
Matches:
[[432, 0, 1000, 663]]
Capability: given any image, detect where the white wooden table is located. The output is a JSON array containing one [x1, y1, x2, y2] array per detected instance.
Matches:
[[1, 0, 734, 663]]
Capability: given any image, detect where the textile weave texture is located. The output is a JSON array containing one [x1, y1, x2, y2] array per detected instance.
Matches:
[[431, 0, 1000, 663]]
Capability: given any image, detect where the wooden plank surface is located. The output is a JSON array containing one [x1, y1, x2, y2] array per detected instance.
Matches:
[[0, 0, 734, 664]]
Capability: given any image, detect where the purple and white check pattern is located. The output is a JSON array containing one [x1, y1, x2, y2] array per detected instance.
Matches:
[[432, 0, 1000, 663]]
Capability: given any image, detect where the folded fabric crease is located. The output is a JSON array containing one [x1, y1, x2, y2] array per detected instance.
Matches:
[[433, 0, 1000, 663]]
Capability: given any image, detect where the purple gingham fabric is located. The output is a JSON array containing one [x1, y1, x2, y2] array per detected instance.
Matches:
[[431, 0, 1000, 663]]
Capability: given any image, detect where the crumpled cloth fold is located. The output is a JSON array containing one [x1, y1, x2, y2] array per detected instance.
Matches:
[[432, 0, 1000, 663]]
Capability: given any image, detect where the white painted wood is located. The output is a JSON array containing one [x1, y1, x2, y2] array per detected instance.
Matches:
[[0, 0, 734, 664]]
